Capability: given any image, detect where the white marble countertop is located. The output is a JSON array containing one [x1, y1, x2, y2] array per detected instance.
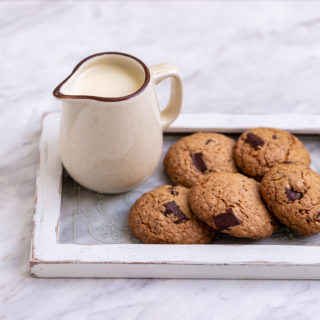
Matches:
[[2, 0, 320, 319]]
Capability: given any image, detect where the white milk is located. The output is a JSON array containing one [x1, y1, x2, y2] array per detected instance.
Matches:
[[69, 60, 145, 98]]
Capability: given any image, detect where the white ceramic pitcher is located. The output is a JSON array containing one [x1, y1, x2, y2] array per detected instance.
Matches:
[[53, 52, 183, 193]]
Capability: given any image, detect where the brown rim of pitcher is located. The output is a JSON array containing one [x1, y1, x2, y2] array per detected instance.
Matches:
[[53, 52, 151, 102]]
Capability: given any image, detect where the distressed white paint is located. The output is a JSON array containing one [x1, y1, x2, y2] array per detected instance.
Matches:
[[30, 113, 320, 279], [166, 114, 320, 134]]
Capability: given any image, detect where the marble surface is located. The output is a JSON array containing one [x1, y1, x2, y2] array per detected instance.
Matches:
[[2, 0, 320, 319]]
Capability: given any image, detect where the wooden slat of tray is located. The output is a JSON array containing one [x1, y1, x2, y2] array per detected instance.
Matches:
[[166, 113, 320, 134]]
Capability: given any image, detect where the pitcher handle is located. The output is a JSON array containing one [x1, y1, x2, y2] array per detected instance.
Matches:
[[150, 64, 183, 130]]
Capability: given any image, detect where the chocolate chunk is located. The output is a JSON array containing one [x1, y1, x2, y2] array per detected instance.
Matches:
[[213, 208, 241, 231], [205, 139, 216, 145], [245, 132, 265, 150], [168, 186, 179, 196], [283, 161, 293, 164], [307, 217, 312, 223], [190, 153, 207, 172], [317, 212, 320, 220], [285, 188, 302, 201], [272, 135, 277, 139], [163, 201, 189, 224]]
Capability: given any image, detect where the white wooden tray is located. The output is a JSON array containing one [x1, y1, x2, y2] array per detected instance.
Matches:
[[31, 112, 320, 279]]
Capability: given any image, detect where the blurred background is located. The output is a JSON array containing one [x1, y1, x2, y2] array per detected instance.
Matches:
[[1, 1, 320, 319]]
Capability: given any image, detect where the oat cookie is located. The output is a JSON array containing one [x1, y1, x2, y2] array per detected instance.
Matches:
[[129, 185, 215, 244], [234, 127, 310, 181], [164, 132, 238, 187], [189, 172, 278, 239], [261, 164, 320, 236]]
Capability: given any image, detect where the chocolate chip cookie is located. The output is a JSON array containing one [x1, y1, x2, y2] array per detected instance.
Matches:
[[234, 127, 310, 181], [189, 172, 278, 239], [164, 132, 238, 187], [261, 164, 320, 236], [129, 185, 215, 244]]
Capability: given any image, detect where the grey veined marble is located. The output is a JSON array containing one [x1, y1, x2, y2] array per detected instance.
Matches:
[[2, 1, 320, 319]]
